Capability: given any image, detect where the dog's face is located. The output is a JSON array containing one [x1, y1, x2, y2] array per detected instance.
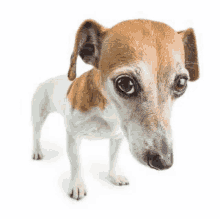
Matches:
[[68, 19, 199, 170]]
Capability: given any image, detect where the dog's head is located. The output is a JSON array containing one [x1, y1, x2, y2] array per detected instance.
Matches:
[[68, 19, 199, 170]]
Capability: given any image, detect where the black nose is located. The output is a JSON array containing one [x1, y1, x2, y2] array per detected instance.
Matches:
[[146, 152, 173, 170]]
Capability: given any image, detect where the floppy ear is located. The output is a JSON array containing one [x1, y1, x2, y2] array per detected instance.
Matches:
[[68, 20, 107, 81], [178, 28, 199, 81]]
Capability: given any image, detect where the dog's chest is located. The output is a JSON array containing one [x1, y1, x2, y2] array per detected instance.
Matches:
[[79, 116, 123, 140]]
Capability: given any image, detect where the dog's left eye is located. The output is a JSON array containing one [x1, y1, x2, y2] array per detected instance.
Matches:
[[173, 75, 188, 97], [115, 75, 136, 96]]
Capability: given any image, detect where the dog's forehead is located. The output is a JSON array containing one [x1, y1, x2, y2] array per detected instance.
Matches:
[[100, 20, 185, 78]]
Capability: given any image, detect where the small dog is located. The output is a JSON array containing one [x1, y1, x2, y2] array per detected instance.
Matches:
[[32, 19, 199, 200]]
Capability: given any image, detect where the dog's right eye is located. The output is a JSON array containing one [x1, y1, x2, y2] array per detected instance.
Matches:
[[115, 75, 137, 97], [173, 75, 188, 97]]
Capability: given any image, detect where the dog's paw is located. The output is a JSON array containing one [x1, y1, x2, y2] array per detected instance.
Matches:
[[68, 178, 87, 200], [108, 174, 129, 186], [32, 150, 43, 160]]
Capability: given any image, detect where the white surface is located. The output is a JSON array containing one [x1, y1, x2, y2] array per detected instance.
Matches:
[[0, 1, 219, 218]]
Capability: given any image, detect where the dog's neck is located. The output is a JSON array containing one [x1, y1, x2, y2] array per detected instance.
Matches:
[[67, 68, 107, 113]]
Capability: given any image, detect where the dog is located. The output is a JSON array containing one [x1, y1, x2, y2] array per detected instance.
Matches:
[[31, 19, 199, 200]]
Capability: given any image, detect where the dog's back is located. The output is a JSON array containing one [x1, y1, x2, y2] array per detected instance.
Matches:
[[31, 75, 72, 160], [32, 75, 71, 120]]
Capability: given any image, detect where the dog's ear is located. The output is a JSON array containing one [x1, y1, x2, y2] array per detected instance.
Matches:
[[178, 28, 199, 81], [68, 20, 107, 81]]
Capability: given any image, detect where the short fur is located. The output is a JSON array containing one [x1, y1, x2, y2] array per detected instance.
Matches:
[[32, 19, 199, 200]]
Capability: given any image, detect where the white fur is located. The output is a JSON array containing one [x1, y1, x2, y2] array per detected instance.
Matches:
[[32, 75, 126, 200]]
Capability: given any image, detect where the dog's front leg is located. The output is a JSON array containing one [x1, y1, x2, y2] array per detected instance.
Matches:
[[108, 137, 129, 186], [66, 133, 86, 200]]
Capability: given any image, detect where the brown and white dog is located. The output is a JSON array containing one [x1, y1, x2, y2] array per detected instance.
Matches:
[[31, 19, 199, 200]]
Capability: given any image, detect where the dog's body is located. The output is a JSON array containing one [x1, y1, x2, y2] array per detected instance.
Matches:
[[32, 74, 124, 140], [32, 19, 199, 200]]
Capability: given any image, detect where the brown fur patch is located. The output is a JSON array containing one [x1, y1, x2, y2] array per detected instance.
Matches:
[[178, 28, 199, 81], [68, 20, 108, 81], [67, 69, 107, 112], [67, 19, 198, 115], [99, 20, 182, 82]]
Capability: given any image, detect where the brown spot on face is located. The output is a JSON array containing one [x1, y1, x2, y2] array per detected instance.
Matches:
[[67, 19, 199, 120], [99, 20, 178, 80], [67, 69, 107, 112]]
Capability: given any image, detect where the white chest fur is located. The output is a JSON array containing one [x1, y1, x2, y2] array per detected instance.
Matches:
[[65, 106, 124, 140], [77, 116, 122, 140], [44, 76, 125, 140]]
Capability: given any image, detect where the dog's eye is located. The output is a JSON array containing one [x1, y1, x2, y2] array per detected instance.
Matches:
[[173, 75, 188, 97], [115, 75, 136, 96]]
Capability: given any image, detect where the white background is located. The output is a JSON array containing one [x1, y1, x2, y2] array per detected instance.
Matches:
[[1, 0, 220, 218]]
